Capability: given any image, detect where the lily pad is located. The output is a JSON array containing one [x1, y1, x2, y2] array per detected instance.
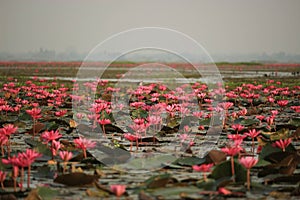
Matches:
[[210, 160, 247, 183], [289, 117, 300, 127], [175, 156, 206, 166], [54, 172, 99, 186]]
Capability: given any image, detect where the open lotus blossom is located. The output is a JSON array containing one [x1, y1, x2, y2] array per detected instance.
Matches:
[[291, 105, 300, 113], [17, 149, 41, 188], [2, 155, 19, 191], [59, 151, 73, 162], [110, 184, 126, 197], [97, 118, 111, 137], [273, 138, 292, 152], [192, 163, 214, 181], [239, 156, 258, 190], [74, 137, 96, 159], [124, 133, 139, 152], [0, 170, 6, 189], [227, 134, 246, 141], [41, 130, 62, 144], [231, 124, 244, 133], [59, 151, 73, 173], [26, 107, 42, 137], [0, 124, 17, 156], [55, 109, 67, 117], [221, 146, 242, 182], [245, 129, 261, 153], [277, 100, 289, 107]]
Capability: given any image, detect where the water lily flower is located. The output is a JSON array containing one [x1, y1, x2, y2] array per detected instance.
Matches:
[[192, 163, 214, 181], [74, 137, 96, 159], [97, 118, 111, 137], [277, 100, 289, 107], [231, 124, 244, 134], [221, 146, 242, 182], [273, 138, 292, 152], [124, 133, 139, 152], [239, 156, 258, 190], [110, 184, 126, 197], [0, 124, 18, 156], [59, 151, 73, 173], [244, 129, 261, 153], [26, 108, 42, 138]]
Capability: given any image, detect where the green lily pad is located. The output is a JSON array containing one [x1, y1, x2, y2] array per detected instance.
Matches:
[[175, 156, 206, 166], [149, 186, 203, 198], [119, 154, 177, 171], [259, 143, 295, 160], [37, 186, 59, 200], [210, 160, 247, 183], [289, 117, 300, 127]]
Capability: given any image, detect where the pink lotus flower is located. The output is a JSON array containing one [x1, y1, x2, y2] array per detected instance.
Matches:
[[1, 124, 18, 136], [55, 109, 67, 117], [239, 156, 258, 190], [17, 149, 41, 188], [59, 151, 73, 173], [2, 155, 19, 191], [97, 118, 111, 137], [0, 124, 18, 156], [244, 129, 260, 138], [26, 108, 42, 138], [110, 184, 126, 197], [74, 137, 96, 158], [221, 146, 242, 182], [59, 151, 73, 162], [26, 108, 42, 119], [227, 134, 246, 141], [192, 163, 214, 181], [124, 133, 139, 152], [291, 106, 300, 113], [277, 100, 289, 107], [41, 130, 62, 143], [221, 146, 241, 156], [239, 156, 258, 169], [192, 163, 214, 173], [273, 138, 292, 152], [51, 140, 61, 157], [245, 129, 261, 153], [218, 187, 232, 195], [231, 124, 244, 133]]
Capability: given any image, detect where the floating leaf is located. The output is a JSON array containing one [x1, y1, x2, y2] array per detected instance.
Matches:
[[259, 143, 295, 160], [144, 173, 172, 189], [239, 118, 259, 126], [149, 186, 203, 198], [119, 155, 176, 171], [175, 156, 205, 166], [289, 117, 300, 127], [270, 128, 290, 141], [54, 172, 99, 186], [37, 187, 59, 200], [205, 150, 227, 165], [210, 160, 247, 183]]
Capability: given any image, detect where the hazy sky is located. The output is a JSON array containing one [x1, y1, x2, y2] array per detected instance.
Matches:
[[1, 0, 300, 56]]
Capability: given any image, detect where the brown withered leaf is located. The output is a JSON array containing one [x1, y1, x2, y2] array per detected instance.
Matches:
[[54, 172, 99, 186], [205, 150, 227, 165], [29, 122, 45, 134]]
